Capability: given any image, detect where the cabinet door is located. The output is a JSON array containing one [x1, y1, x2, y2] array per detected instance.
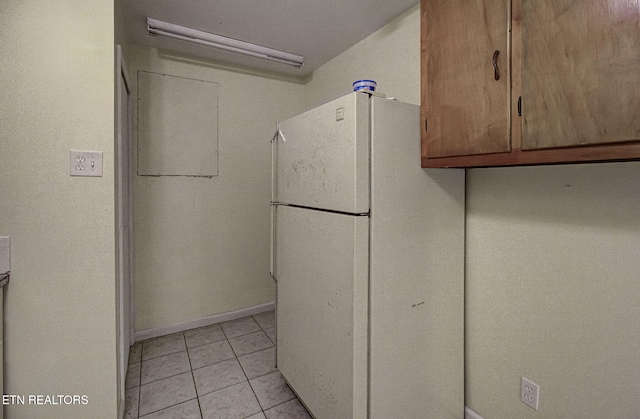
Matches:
[[422, 0, 510, 158], [522, 0, 640, 150]]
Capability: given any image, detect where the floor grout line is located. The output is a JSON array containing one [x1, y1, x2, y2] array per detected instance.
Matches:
[[138, 397, 199, 418], [136, 341, 143, 418], [183, 332, 204, 419]]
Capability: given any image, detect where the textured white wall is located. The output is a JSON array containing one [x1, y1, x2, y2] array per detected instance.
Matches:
[[304, 4, 640, 418], [115, 0, 129, 55], [466, 163, 640, 419], [304, 4, 420, 110], [129, 46, 305, 332], [0, 1, 117, 418]]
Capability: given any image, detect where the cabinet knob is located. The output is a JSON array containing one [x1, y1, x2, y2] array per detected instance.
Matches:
[[492, 50, 500, 81]]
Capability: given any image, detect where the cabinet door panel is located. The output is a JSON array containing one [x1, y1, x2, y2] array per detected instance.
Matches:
[[422, 0, 510, 158], [522, 0, 640, 150]]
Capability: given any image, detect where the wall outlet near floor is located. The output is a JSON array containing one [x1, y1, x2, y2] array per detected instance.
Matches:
[[521, 377, 540, 410]]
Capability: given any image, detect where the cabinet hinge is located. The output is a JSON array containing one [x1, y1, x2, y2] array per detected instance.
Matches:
[[518, 96, 522, 117]]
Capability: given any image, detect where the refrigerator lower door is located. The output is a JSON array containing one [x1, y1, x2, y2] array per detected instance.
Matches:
[[274, 205, 369, 419]]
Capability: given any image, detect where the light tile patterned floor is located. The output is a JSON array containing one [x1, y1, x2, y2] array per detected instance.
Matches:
[[125, 311, 312, 419]]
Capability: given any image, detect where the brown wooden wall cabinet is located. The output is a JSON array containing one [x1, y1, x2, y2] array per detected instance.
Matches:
[[420, 0, 640, 168]]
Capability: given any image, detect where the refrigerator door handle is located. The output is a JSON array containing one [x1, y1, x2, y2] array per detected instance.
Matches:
[[271, 128, 285, 143], [270, 202, 276, 280]]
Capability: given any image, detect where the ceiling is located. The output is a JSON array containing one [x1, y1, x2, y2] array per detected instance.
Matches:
[[121, 0, 419, 80]]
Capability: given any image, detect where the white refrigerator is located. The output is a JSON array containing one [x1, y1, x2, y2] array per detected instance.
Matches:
[[271, 91, 464, 419]]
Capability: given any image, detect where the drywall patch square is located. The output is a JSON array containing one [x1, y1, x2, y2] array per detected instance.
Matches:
[[137, 71, 219, 177]]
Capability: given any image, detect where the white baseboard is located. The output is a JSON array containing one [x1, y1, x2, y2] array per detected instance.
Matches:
[[134, 301, 275, 342], [465, 406, 485, 419]]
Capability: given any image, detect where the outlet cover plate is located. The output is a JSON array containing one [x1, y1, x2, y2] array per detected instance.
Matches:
[[521, 377, 540, 410], [70, 150, 103, 177]]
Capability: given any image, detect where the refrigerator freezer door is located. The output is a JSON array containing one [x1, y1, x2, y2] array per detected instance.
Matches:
[[274, 205, 368, 419], [275, 92, 370, 214]]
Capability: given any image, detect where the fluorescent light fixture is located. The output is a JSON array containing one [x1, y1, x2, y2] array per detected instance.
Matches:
[[147, 18, 305, 68]]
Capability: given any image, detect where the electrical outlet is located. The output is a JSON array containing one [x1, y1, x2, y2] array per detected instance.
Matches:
[[521, 377, 540, 410], [70, 150, 103, 177]]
